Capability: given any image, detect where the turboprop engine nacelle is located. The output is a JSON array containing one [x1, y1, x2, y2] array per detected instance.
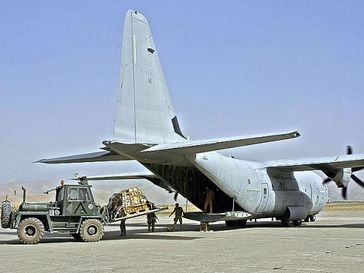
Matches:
[[332, 168, 351, 188]]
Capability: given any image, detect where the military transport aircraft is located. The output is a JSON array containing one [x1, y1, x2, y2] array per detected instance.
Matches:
[[38, 10, 364, 227]]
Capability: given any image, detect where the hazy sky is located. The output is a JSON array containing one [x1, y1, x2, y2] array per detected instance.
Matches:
[[1, 1, 364, 188]]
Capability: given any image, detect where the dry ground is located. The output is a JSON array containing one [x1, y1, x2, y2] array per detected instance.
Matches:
[[0, 204, 363, 273]]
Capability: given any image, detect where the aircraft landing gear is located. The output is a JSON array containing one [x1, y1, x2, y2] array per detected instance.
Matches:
[[281, 219, 302, 227], [304, 215, 316, 222], [280, 210, 302, 227]]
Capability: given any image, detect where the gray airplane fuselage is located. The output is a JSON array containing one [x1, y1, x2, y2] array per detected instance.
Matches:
[[143, 152, 328, 218]]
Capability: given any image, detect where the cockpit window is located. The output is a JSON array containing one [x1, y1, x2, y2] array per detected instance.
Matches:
[[79, 188, 91, 201], [68, 188, 79, 200]]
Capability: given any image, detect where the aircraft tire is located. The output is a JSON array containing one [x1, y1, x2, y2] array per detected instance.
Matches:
[[281, 219, 294, 227], [1, 201, 12, 228], [293, 220, 302, 226], [17, 217, 45, 244], [80, 219, 104, 242], [309, 215, 316, 222]]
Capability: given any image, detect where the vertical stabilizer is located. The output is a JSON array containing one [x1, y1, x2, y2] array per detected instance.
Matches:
[[114, 10, 186, 144]]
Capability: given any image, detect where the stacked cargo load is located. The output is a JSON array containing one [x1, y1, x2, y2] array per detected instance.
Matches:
[[106, 187, 151, 221]]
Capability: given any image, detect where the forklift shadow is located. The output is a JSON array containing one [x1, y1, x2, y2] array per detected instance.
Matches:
[[103, 229, 202, 241], [0, 227, 202, 245]]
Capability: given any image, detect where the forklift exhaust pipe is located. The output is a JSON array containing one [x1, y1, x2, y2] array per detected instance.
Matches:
[[22, 186, 26, 203]]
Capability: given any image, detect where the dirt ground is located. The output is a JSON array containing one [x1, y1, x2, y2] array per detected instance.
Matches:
[[1, 205, 363, 273]]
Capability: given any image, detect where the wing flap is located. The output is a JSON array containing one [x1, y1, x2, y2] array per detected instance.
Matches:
[[141, 130, 300, 154], [264, 154, 364, 172], [36, 151, 131, 164]]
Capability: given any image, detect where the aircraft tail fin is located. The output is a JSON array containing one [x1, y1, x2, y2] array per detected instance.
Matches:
[[114, 10, 186, 145]]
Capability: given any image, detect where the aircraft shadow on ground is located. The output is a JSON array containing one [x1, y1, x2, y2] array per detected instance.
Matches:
[[224, 221, 364, 229], [1, 221, 363, 245]]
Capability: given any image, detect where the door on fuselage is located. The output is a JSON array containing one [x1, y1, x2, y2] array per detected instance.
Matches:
[[256, 183, 269, 213]]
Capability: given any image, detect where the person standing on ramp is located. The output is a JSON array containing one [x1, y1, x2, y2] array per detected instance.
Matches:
[[204, 187, 215, 213]]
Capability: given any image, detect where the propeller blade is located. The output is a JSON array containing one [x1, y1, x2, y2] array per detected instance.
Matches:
[[174, 192, 179, 201], [352, 166, 364, 172], [342, 186, 347, 199], [346, 145, 353, 155], [351, 174, 364, 187], [323, 178, 332, 184]]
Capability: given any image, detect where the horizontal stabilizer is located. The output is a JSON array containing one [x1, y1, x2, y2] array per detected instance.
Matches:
[[36, 151, 131, 164], [141, 130, 300, 155], [78, 171, 158, 181], [77, 171, 174, 193], [264, 154, 364, 172]]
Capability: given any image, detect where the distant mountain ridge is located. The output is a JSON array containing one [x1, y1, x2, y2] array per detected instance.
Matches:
[[0, 179, 180, 205], [1, 179, 363, 205]]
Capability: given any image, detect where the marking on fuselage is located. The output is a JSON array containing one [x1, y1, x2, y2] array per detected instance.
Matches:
[[246, 188, 260, 191], [133, 34, 137, 64]]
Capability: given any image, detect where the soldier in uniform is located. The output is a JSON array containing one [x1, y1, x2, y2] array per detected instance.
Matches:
[[120, 219, 126, 236], [169, 203, 184, 231], [147, 212, 158, 232], [204, 186, 215, 213]]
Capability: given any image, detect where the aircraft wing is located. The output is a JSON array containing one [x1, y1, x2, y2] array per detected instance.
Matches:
[[36, 151, 131, 164], [78, 171, 158, 181], [264, 154, 364, 172], [141, 130, 300, 155]]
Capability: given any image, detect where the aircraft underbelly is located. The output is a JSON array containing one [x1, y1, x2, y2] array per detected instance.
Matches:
[[144, 153, 328, 218]]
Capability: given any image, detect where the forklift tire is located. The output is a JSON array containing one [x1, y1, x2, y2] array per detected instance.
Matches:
[[17, 218, 45, 244], [79, 219, 104, 242], [1, 201, 12, 228]]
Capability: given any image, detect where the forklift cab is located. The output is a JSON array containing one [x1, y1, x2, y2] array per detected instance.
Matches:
[[55, 185, 98, 216]]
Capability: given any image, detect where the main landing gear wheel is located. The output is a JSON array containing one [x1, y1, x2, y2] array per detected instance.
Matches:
[[281, 219, 302, 227], [293, 220, 302, 226], [304, 215, 316, 222], [17, 217, 45, 244], [79, 219, 104, 242]]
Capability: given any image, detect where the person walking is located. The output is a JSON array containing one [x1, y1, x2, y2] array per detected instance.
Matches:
[[169, 203, 184, 231], [120, 219, 126, 236], [147, 212, 158, 232]]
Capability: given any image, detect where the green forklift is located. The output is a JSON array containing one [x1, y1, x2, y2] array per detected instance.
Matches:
[[1, 179, 163, 244]]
